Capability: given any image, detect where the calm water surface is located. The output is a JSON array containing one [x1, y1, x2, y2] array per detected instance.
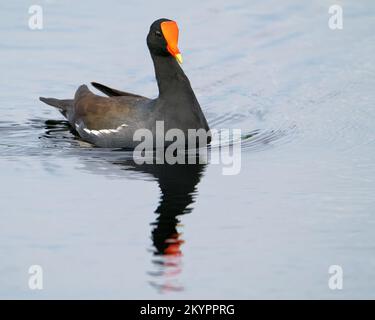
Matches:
[[1, 0, 375, 298]]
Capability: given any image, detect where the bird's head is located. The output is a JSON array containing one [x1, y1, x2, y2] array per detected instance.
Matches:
[[147, 18, 183, 64]]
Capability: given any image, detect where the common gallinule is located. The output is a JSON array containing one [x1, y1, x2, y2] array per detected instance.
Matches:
[[40, 18, 210, 148]]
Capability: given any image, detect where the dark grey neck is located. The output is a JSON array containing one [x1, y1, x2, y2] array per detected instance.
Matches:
[[150, 52, 210, 132], [151, 54, 196, 101]]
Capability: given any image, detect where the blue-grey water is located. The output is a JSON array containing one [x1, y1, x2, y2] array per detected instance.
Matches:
[[1, 0, 375, 299]]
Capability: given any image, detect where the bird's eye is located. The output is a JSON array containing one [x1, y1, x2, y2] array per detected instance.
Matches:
[[155, 31, 162, 38]]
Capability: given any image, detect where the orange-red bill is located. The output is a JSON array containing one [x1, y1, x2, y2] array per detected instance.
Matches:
[[161, 21, 183, 63]]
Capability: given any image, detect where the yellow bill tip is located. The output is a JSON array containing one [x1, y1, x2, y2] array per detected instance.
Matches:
[[175, 53, 183, 64]]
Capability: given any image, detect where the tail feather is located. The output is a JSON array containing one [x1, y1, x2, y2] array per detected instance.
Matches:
[[39, 97, 73, 118], [39, 97, 73, 110]]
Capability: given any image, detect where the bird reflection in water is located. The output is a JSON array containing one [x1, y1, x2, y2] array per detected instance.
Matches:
[[42, 119, 207, 293], [115, 154, 207, 293]]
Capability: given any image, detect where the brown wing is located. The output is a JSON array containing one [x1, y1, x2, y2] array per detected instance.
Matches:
[[71, 85, 148, 130], [91, 82, 145, 98]]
